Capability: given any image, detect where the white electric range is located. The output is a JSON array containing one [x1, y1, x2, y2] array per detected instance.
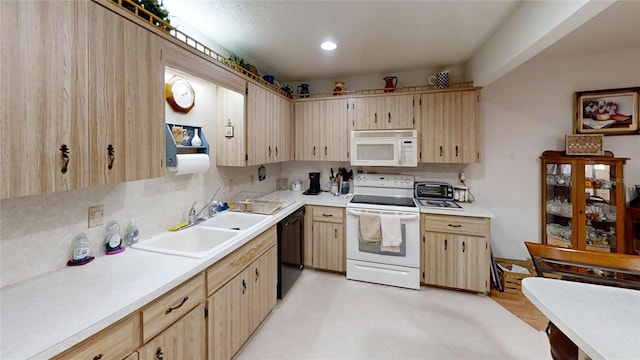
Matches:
[[346, 174, 421, 289]]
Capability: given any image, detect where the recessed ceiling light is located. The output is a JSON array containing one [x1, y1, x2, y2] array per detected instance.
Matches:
[[321, 41, 337, 51]]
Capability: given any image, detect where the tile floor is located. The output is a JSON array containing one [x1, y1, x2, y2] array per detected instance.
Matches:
[[236, 270, 551, 360]]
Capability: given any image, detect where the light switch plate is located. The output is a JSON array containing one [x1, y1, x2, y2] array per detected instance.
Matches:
[[88, 205, 104, 228]]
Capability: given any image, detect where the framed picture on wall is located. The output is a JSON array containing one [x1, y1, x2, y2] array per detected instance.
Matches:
[[574, 87, 640, 135]]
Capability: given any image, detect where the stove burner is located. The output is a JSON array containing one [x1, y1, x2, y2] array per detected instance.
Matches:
[[350, 195, 417, 208]]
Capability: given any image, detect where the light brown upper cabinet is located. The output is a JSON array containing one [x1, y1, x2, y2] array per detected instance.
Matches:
[[418, 89, 481, 163], [353, 94, 415, 130], [0, 1, 165, 199], [217, 83, 291, 167], [246, 83, 292, 166], [89, 4, 164, 186], [294, 98, 350, 161], [1, 1, 90, 199]]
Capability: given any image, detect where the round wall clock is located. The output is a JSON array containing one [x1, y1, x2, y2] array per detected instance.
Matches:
[[165, 77, 195, 113]]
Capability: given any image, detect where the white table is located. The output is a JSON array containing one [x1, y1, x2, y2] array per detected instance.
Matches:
[[522, 277, 640, 360]]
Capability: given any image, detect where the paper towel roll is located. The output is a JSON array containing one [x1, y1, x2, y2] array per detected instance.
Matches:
[[168, 153, 210, 175]]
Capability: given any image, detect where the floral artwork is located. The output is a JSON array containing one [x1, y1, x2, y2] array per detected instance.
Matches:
[[574, 87, 639, 135]]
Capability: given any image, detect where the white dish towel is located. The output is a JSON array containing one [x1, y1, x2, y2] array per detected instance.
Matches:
[[380, 215, 402, 253]]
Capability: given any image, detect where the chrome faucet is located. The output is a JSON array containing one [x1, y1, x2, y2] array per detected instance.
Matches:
[[207, 187, 226, 217], [188, 187, 226, 226]]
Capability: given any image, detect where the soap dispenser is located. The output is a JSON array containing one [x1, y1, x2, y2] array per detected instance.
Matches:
[[67, 232, 95, 266], [104, 220, 125, 255], [123, 219, 140, 246]]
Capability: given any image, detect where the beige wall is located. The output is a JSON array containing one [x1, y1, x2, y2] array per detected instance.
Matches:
[[467, 47, 640, 260]]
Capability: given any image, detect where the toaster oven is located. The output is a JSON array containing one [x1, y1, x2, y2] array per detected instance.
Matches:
[[414, 181, 454, 201]]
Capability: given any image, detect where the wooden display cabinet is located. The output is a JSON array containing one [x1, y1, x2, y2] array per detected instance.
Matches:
[[541, 151, 628, 253], [626, 207, 640, 255]]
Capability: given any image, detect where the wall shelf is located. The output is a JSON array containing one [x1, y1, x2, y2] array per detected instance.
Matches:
[[166, 123, 209, 168]]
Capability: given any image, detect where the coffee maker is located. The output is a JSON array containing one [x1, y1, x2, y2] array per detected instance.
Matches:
[[303, 172, 321, 195]]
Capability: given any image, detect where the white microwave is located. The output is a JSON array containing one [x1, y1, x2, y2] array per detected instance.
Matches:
[[350, 130, 418, 167]]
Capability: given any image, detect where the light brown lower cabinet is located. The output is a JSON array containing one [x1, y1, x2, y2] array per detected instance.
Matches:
[[51, 312, 141, 360], [137, 303, 206, 360], [208, 246, 277, 360], [304, 206, 346, 272], [422, 214, 490, 293], [51, 227, 278, 360], [123, 353, 139, 360]]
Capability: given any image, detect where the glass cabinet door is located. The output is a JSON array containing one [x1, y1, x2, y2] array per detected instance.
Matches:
[[544, 162, 574, 248], [583, 163, 618, 252]]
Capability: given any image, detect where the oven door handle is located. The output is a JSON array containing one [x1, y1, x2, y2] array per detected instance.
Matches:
[[346, 209, 420, 220]]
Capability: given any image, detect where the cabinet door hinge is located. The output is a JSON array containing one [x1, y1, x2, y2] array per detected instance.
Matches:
[[204, 307, 208, 318]]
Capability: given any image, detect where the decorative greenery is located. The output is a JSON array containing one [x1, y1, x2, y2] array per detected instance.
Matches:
[[280, 84, 293, 96], [115, 0, 171, 31], [228, 54, 258, 75]]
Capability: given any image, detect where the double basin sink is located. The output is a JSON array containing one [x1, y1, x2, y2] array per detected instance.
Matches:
[[132, 212, 271, 258]]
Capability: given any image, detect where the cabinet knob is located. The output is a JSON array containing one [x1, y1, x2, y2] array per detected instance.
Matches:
[[444, 239, 448, 250], [455, 145, 459, 157], [242, 279, 247, 294], [155, 347, 164, 360], [325, 146, 327, 156], [255, 267, 260, 282], [313, 146, 316, 156], [388, 112, 391, 123], [334, 228, 338, 238], [275, 146, 278, 156], [268, 146, 272, 157], [93, 354, 103, 360], [462, 241, 466, 253], [322, 213, 333, 217], [60, 144, 70, 174], [374, 113, 378, 123], [439, 146, 443, 157], [107, 144, 115, 169]]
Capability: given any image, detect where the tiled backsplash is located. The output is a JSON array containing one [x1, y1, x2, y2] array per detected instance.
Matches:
[[0, 164, 280, 288]]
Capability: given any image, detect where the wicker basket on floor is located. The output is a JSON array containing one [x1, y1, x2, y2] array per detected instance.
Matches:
[[496, 258, 535, 294]]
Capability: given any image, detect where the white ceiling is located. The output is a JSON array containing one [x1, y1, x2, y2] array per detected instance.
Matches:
[[161, 0, 640, 84]]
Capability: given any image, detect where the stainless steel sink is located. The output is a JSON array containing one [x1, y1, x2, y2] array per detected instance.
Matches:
[[201, 211, 269, 230], [132, 226, 239, 258]]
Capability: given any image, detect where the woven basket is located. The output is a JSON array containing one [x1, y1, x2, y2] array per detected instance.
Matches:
[[496, 258, 535, 294]]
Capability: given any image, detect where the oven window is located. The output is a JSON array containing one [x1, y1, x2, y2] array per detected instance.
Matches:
[[359, 224, 407, 256]]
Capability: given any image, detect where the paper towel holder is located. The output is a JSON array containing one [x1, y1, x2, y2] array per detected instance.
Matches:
[[166, 123, 209, 168]]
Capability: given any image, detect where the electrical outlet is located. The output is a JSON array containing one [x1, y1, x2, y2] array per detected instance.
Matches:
[[88, 205, 104, 228], [459, 172, 466, 183], [227, 179, 234, 192]]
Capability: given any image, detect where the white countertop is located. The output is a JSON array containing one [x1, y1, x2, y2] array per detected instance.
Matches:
[[0, 190, 490, 359], [522, 277, 640, 360], [0, 190, 348, 360]]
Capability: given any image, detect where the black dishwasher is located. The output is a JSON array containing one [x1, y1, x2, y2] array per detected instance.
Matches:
[[277, 206, 304, 299]]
